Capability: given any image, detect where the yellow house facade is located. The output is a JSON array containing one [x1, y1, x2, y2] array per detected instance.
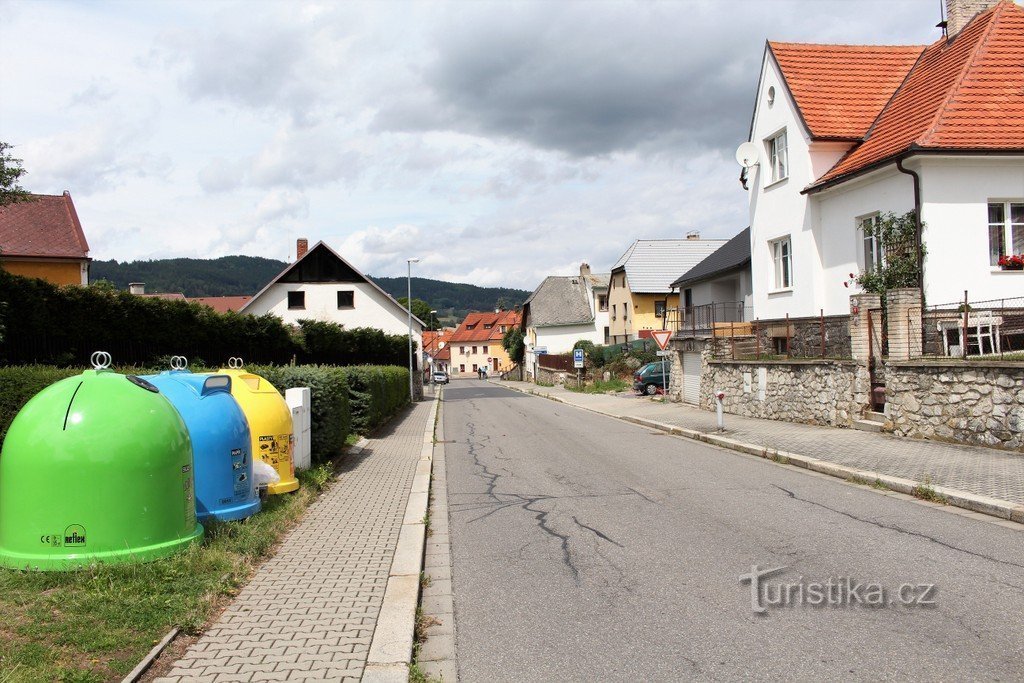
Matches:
[[0, 192, 90, 286], [608, 237, 726, 345], [449, 309, 522, 374]]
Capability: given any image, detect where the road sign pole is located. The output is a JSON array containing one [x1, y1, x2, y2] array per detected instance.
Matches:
[[650, 330, 672, 397]]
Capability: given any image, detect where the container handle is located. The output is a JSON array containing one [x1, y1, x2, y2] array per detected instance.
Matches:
[[170, 355, 188, 371], [90, 351, 112, 369], [202, 375, 232, 396], [227, 356, 244, 369]]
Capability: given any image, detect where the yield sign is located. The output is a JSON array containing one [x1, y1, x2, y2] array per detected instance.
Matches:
[[651, 329, 672, 350]]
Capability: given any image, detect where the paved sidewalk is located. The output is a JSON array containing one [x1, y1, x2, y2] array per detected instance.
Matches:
[[157, 398, 434, 683], [496, 380, 1024, 509]]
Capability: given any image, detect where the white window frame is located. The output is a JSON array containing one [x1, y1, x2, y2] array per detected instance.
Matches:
[[988, 200, 1024, 266], [857, 213, 882, 273], [770, 236, 793, 290], [764, 129, 788, 185]]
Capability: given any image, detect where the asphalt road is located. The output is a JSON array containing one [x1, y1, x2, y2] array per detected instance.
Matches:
[[442, 379, 1024, 682]]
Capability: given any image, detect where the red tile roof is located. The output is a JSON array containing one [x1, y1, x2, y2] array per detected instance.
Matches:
[[449, 310, 521, 343], [770, 42, 925, 140], [423, 328, 454, 355], [812, 1, 1024, 187], [191, 296, 252, 313], [0, 192, 90, 259]]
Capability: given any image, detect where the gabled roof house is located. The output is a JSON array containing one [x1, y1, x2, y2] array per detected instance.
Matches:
[[745, 0, 1024, 318], [448, 309, 521, 374], [241, 239, 425, 344], [608, 236, 724, 344], [523, 263, 610, 346], [0, 191, 90, 286]]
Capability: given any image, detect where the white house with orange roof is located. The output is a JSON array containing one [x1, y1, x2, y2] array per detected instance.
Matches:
[[744, 0, 1024, 319]]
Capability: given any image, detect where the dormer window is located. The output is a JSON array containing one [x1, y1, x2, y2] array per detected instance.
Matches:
[[765, 129, 788, 184], [484, 324, 493, 329], [467, 324, 475, 330]]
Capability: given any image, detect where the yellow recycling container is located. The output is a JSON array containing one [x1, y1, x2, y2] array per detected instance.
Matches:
[[216, 360, 299, 495]]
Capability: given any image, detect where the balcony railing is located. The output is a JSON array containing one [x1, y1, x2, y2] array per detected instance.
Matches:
[[668, 302, 749, 337]]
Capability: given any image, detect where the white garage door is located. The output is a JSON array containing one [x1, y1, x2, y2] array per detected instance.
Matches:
[[682, 352, 701, 404]]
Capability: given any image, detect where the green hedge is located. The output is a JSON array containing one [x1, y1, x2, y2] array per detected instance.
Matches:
[[0, 270, 416, 368], [296, 320, 412, 367], [248, 364, 351, 464], [0, 364, 410, 462], [341, 366, 410, 434]]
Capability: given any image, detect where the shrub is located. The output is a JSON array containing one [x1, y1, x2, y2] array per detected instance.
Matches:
[[248, 364, 351, 464], [341, 366, 410, 434], [296, 320, 412, 367], [0, 270, 297, 366]]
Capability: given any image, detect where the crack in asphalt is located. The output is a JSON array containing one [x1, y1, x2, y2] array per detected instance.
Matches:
[[522, 496, 581, 584], [772, 485, 1024, 571], [572, 515, 624, 548], [465, 418, 503, 501]]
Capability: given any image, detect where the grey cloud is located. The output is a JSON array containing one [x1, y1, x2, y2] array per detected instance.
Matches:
[[68, 80, 116, 108], [375, 0, 936, 158]]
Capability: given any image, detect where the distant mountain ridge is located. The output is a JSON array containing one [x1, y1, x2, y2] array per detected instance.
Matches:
[[89, 256, 531, 319]]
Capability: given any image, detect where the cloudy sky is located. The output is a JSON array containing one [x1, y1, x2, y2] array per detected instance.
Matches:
[[1, 0, 942, 289]]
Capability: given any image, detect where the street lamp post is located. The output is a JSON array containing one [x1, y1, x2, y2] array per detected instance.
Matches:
[[407, 258, 420, 403], [429, 309, 438, 384]]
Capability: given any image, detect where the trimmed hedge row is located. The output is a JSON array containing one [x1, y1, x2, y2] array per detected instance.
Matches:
[[342, 366, 410, 434], [0, 270, 416, 368], [0, 364, 411, 464], [248, 365, 352, 464]]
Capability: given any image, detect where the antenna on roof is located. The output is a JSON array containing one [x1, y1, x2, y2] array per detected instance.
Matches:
[[936, 0, 947, 37]]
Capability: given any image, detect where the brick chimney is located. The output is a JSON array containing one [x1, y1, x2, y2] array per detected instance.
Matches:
[[946, 0, 1000, 37], [128, 282, 145, 295], [296, 238, 309, 260], [686, 230, 701, 240], [579, 262, 591, 278]]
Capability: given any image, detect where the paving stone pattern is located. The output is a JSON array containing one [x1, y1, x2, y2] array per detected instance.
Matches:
[[157, 400, 433, 683], [501, 381, 1024, 507]]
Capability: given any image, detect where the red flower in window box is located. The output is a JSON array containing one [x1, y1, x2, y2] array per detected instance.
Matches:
[[998, 254, 1024, 270]]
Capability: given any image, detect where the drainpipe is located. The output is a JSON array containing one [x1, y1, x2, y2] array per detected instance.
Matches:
[[895, 157, 924, 293]]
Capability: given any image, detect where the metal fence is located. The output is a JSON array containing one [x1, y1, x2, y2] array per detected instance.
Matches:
[[667, 302, 749, 337], [910, 293, 1024, 360]]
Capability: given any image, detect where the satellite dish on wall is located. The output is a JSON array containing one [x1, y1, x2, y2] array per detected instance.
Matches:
[[735, 142, 761, 168]]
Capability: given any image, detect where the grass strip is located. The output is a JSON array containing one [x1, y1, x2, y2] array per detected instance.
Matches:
[[0, 464, 334, 683]]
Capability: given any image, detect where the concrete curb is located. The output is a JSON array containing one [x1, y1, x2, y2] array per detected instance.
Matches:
[[364, 392, 441, 682], [490, 380, 1024, 526], [121, 627, 180, 683]]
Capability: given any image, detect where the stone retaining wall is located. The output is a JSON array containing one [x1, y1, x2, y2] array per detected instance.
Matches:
[[704, 359, 869, 428], [886, 361, 1024, 451]]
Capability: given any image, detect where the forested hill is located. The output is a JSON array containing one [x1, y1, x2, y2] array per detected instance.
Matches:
[[91, 256, 286, 298], [90, 256, 532, 318]]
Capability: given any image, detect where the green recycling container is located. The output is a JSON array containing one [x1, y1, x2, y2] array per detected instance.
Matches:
[[0, 370, 204, 571]]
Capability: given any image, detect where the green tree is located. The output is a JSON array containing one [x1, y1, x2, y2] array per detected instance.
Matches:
[[573, 339, 603, 367], [0, 142, 31, 206], [502, 327, 525, 365], [397, 296, 435, 329], [856, 211, 926, 296], [89, 279, 119, 294]]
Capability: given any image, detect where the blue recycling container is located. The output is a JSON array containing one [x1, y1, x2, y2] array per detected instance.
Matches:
[[143, 371, 261, 523]]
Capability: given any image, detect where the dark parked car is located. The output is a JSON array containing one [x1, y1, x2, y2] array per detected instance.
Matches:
[[633, 362, 670, 395]]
